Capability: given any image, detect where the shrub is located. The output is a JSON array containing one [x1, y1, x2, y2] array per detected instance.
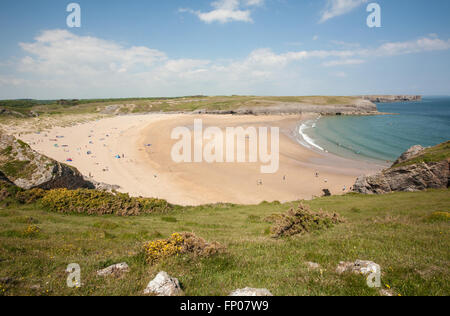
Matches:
[[23, 224, 40, 237], [15, 188, 46, 204], [0, 181, 22, 203], [142, 232, 225, 264], [41, 188, 171, 216], [268, 203, 344, 238], [426, 211, 450, 223]]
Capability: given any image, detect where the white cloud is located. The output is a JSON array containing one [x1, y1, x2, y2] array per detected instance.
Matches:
[[180, 0, 264, 24], [333, 71, 348, 78], [18, 30, 167, 76], [1, 30, 449, 98], [320, 0, 368, 23], [371, 37, 450, 57], [322, 59, 365, 67], [0, 76, 26, 86]]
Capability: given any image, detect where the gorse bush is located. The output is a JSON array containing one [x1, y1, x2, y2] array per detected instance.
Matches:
[[268, 203, 344, 238], [23, 224, 40, 237], [15, 188, 46, 204], [425, 211, 450, 222], [41, 188, 171, 216], [142, 232, 225, 264]]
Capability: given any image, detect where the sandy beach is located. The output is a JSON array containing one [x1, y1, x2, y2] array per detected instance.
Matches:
[[20, 114, 387, 205]]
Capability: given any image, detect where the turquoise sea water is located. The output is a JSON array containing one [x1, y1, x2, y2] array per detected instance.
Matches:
[[300, 97, 450, 163]]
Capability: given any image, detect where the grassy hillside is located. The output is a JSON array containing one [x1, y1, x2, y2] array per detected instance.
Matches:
[[0, 188, 448, 296], [393, 141, 450, 168], [0, 96, 361, 119]]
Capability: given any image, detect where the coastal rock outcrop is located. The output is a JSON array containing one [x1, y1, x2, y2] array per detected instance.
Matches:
[[360, 95, 422, 103], [353, 142, 449, 194], [0, 133, 95, 190], [393, 145, 425, 165]]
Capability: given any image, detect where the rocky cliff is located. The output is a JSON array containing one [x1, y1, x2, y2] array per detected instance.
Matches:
[[353, 142, 449, 194], [0, 133, 109, 190], [360, 95, 422, 103]]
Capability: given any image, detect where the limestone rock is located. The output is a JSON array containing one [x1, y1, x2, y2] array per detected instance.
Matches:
[[379, 289, 395, 296], [353, 143, 449, 195], [97, 262, 129, 277], [336, 260, 380, 275], [353, 160, 449, 194], [360, 95, 422, 103], [144, 271, 184, 296], [393, 145, 425, 165], [0, 133, 95, 190], [229, 287, 273, 296]]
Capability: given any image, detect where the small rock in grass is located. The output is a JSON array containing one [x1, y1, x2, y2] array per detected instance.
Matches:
[[379, 289, 395, 296], [97, 262, 129, 277], [306, 262, 321, 269], [30, 284, 41, 290], [336, 260, 380, 275], [144, 271, 184, 296], [229, 288, 273, 296]]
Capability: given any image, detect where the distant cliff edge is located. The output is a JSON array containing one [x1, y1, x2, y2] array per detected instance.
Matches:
[[359, 95, 422, 103]]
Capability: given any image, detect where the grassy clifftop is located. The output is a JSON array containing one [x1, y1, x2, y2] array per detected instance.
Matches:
[[0, 96, 363, 118], [392, 141, 450, 168]]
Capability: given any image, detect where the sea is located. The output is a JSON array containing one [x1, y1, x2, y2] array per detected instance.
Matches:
[[298, 96, 450, 163]]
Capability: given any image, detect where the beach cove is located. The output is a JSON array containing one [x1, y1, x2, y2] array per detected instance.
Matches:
[[19, 113, 386, 205]]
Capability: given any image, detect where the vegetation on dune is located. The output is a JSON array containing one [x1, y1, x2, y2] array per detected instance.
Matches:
[[392, 141, 450, 168]]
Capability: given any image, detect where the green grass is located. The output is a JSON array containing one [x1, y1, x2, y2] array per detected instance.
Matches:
[[393, 141, 450, 168], [0, 189, 448, 296]]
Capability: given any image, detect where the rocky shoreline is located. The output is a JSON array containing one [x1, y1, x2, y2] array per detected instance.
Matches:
[[353, 142, 449, 194]]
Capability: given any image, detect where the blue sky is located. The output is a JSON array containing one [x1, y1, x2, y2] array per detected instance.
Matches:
[[0, 0, 449, 99]]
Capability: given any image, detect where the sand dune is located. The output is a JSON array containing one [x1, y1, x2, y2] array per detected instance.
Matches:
[[20, 114, 386, 205]]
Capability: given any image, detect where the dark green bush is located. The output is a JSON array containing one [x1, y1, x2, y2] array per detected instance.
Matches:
[[15, 188, 46, 204], [269, 203, 344, 238]]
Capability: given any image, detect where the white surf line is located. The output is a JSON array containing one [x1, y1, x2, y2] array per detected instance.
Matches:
[[298, 117, 324, 151]]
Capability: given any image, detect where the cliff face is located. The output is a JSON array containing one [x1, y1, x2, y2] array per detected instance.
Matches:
[[353, 142, 449, 194], [0, 133, 94, 190], [360, 95, 422, 103]]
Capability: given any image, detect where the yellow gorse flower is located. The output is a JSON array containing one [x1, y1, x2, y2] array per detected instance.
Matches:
[[142, 233, 185, 264]]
